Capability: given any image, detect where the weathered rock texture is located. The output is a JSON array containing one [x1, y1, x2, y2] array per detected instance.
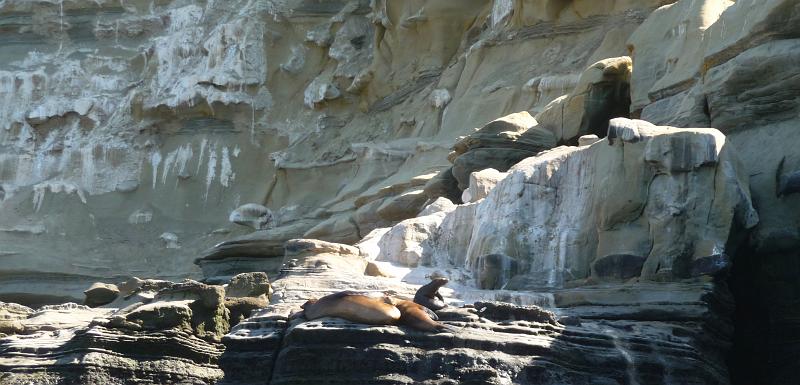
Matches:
[[0, 275, 274, 384], [372, 118, 756, 290], [0, 0, 798, 384], [0, 0, 666, 304], [219, 243, 733, 385]]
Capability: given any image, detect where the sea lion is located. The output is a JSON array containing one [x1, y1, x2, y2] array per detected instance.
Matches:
[[394, 299, 449, 332], [301, 291, 401, 325], [413, 277, 448, 311]]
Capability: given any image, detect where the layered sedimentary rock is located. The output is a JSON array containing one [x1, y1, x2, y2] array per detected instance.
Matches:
[[372, 118, 756, 289], [0, 0, 669, 304], [220, 234, 734, 385], [625, 2, 800, 382], [0, 274, 275, 384], [0, 0, 799, 384]]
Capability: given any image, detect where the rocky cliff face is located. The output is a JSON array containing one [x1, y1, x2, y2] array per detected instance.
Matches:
[[0, 0, 799, 384]]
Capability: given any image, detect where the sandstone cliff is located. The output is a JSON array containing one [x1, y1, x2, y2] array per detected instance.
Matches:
[[0, 0, 798, 384]]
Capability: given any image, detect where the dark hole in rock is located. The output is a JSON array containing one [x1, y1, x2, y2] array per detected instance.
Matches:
[[350, 35, 365, 49], [726, 245, 765, 385], [727, 243, 800, 385], [582, 81, 631, 141]]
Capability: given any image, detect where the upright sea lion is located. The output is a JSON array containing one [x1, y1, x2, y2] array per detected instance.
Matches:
[[394, 299, 449, 332], [413, 277, 448, 311], [301, 291, 401, 325]]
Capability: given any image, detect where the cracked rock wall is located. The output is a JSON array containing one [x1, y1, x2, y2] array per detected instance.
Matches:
[[0, 0, 669, 304]]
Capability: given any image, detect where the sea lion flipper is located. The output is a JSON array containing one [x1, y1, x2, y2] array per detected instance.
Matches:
[[289, 309, 306, 320], [421, 306, 439, 321]]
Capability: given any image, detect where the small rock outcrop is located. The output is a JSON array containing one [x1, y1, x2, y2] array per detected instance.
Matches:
[[449, 111, 557, 191], [229, 203, 274, 230], [83, 282, 119, 307], [383, 118, 757, 287]]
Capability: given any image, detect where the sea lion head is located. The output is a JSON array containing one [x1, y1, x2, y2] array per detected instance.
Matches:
[[301, 298, 318, 309]]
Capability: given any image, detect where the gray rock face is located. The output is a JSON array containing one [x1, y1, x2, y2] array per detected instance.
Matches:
[[449, 111, 557, 191], [83, 282, 119, 307], [0, 317, 225, 385], [219, 251, 732, 385], [373, 119, 756, 289], [226, 272, 271, 299], [0, 279, 264, 384], [0, 0, 799, 384]]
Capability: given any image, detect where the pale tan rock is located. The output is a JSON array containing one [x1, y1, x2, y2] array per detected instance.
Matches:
[[375, 189, 429, 221], [0, 302, 33, 335], [535, 56, 632, 142], [627, 0, 732, 113], [703, 0, 800, 70], [376, 213, 447, 267], [225, 272, 271, 299], [418, 197, 457, 217], [465, 168, 507, 203], [284, 238, 362, 258], [83, 282, 120, 307], [382, 118, 756, 285], [354, 227, 391, 260], [303, 214, 361, 245], [451, 111, 539, 156], [578, 135, 601, 146], [283, 238, 367, 278], [364, 261, 394, 277]]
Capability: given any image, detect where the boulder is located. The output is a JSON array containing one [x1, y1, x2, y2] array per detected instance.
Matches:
[[421, 167, 462, 203], [376, 213, 446, 267], [225, 296, 269, 326], [83, 282, 120, 307], [0, 302, 32, 335], [229, 203, 274, 230], [225, 272, 271, 298], [463, 168, 506, 203], [452, 148, 535, 190], [195, 219, 319, 280], [449, 112, 557, 190]]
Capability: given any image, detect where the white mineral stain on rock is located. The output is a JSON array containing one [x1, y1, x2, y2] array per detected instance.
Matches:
[[430, 89, 451, 109], [128, 209, 154, 225], [150, 152, 162, 189], [491, 0, 514, 27], [32, 181, 87, 212], [159, 232, 180, 249], [220, 147, 234, 188], [205, 144, 218, 200]]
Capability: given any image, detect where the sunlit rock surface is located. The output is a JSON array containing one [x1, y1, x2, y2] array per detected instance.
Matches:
[[220, 242, 733, 385], [0, 0, 799, 384], [371, 118, 756, 290], [0, 0, 668, 304]]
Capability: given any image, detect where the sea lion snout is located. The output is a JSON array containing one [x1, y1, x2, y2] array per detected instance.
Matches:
[[301, 298, 318, 309]]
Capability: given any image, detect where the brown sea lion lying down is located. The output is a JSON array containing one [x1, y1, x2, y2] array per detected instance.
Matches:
[[301, 291, 401, 325], [393, 299, 449, 332], [300, 291, 449, 332]]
